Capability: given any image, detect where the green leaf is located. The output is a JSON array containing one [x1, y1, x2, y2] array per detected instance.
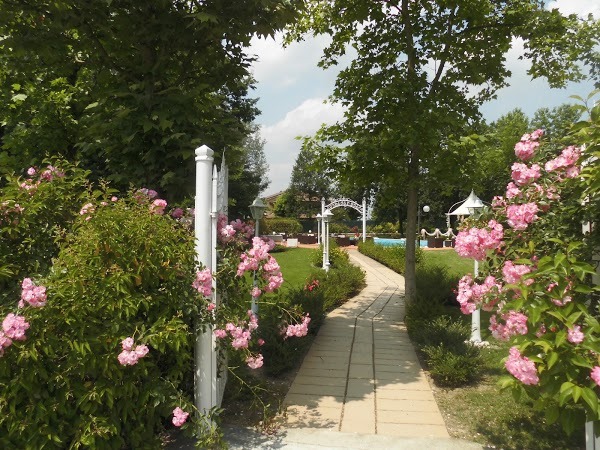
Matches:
[[545, 404, 560, 424], [547, 351, 559, 369]]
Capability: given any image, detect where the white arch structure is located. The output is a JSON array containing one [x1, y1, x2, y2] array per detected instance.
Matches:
[[321, 197, 367, 243]]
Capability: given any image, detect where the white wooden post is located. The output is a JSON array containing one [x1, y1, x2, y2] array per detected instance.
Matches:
[[585, 219, 600, 449], [470, 259, 482, 343], [195, 145, 218, 414], [362, 197, 367, 243]]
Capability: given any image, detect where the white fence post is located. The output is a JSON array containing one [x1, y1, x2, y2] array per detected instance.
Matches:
[[362, 197, 367, 242], [194, 145, 218, 415]]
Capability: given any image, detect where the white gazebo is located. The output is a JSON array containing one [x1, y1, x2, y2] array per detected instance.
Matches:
[[446, 190, 485, 227]]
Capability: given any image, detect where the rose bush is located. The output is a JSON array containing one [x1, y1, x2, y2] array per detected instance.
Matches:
[[454, 99, 600, 434]]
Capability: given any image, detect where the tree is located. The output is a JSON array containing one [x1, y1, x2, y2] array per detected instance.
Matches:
[[292, 1, 599, 302], [531, 104, 582, 142], [287, 146, 337, 217], [228, 125, 271, 218], [0, 0, 298, 201]]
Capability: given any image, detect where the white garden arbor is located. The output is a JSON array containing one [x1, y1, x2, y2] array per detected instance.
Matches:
[[318, 197, 367, 271]]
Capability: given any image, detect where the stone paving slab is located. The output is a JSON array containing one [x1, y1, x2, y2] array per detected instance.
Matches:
[[282, 250, 454, 441]]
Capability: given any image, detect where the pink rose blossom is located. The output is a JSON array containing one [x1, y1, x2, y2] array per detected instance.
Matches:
[[490, 311, 528, 341], [506, 203, 539, 230], [456, 275, 501, 314], [207, 302, 216, 312], [251, 287, 262, 299], [150, 199, 167, 215], [213, 329, 227, 339], [122, 337, 135, 351], [505, 346, 539, 385], [171, 207, 184, 219], [0, 331, 13, 354], [192, 268, 212, 298], [567, 325, 584, 344], [514, 139, 539, 161], [2, 314, 29, 341], [27, 167, 36, 176], [511, 163, 541, 186], [505, 182, 522, 199], [258, 338, 265, 346], [591, 367, 600, 387], [172, 407, 189, 427], [285, 314, 311, 339], [455, 220, 503, 261], [19, 278, 47, 308], [111, 196, 118, 202], [502, 261, 532, 285], [246, 354, 264, 369]]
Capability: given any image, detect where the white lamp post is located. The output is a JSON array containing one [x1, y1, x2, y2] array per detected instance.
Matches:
[[249, 197, 267, 314], [322, 209, 333, 272], [417, 205, 430, 246], [316, 213, 322, 245], [463, 193, 484, 343]]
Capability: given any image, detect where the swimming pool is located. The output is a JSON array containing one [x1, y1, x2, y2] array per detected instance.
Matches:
[[373, 237, 429, 248]]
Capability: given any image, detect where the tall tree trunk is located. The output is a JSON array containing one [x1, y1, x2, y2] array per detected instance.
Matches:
[[404, 145, 419, 303]]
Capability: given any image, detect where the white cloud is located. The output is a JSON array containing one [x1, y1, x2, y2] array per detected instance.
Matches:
[[260, 98, 345, 194], [249, 33, 334, 89], [547, 0, 599, 18]]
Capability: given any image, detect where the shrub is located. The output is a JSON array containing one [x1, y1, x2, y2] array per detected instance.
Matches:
[[0, 194, 201, 449], [410, 315, 471, 349], [310, 263, 366, 311], [262, 218, 302, 235], [328, 222, 349, 234], [357, 239, 423, 274], [311, 240, 349, 269], [0, 160, 91, 307], [422, 343, 482, 387], [415, 263, 460, 306]]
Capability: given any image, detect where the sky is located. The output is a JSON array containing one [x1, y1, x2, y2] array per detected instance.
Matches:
[[248, 0, 599, 196]]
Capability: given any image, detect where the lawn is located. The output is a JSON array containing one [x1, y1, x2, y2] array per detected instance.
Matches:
[[420, 248, 473, 277], [272, 247, 317, 289]]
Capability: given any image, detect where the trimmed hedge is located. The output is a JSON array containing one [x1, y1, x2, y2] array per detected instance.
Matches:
[[357, 239, 423, 274], [261, 218, 302, 235]]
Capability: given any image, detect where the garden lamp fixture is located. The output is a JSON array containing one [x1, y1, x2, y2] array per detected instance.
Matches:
[[249, 197, 267, 237]]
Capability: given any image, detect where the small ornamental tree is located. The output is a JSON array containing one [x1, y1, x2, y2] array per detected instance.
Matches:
[[454, 98, 600, 434]]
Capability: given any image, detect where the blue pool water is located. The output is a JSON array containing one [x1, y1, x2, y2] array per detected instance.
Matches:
[[373, 237, 429, 248]]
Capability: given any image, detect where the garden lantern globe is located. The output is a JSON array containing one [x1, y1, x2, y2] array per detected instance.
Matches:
[[249, 197, 267, 236]]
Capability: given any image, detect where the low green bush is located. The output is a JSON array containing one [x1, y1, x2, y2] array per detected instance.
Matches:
[[310, 263, 366, 311], [422, 343, 482, 387], [415, 263, 460, 306], [262, 218, 302, 235], [312, 240, 350, 269], [357, 239, 423, 274], [410, 315, 471, 349]]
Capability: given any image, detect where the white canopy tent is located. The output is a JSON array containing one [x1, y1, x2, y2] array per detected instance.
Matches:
[[446, 190, 485, 227]]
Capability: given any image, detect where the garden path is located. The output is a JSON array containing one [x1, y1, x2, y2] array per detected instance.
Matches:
[[282, 249, 450, 438], [171, 249, 482, 449]]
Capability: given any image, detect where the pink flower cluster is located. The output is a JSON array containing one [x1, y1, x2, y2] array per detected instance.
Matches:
[[1, 314, 30, 356], [40, 165, 65, 181], [0, 200, 24, 226], [284, 314, 311, 338], [236, 238, 284, 294], [456, 275, 500, 314], [591, 367, 600, 387], [502, 261, 532, 285], [150, 199, 167, 215], [214, 310, 259, 350], [455, 220, 504, 261], [192, 268, 212, 298], [489, 311, 528, 341], [545, 146, 581, 178], [505, 346, 539, 385], [505, 182, 521, 199], [19, 278, 47, 308], [514, 130, 543, 161], [567, 325, 584, 344], [20, 179, 40, 193], [263, 257, 284, 293], [217, 214, 254, 244], [511, 162, 541, 186], [117, 337, 149, 366], [172, 407, 189, 427], [135, 188, 158, 201], [79, 202, 95, 221], [506, 202, 538, 231], [246, 354, 264, 369]]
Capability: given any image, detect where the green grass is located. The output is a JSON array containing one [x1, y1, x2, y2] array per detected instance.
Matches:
[[272, 248, 317, 289], [420, 249, 473, 277]]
